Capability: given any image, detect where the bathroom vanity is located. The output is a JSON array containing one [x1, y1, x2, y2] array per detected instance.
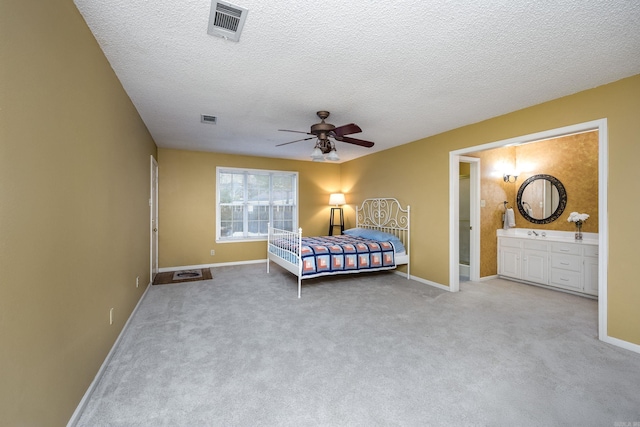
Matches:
[[497, 229, 598, 297]]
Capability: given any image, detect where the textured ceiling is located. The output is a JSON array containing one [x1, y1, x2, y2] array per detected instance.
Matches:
[[73, 0, 640, 162]]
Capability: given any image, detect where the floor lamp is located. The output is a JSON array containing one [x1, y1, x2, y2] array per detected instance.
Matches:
[[328, 193, 346, 236]]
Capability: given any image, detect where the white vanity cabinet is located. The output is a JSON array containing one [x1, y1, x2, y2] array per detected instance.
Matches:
[[497, 231, 598, 297]]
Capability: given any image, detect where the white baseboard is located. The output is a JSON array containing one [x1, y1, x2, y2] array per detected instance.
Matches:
[[158, 259, 265, 272], [67, 281, 152, 426], [407, 274, 451, 292], [602, 334, 640, 355]]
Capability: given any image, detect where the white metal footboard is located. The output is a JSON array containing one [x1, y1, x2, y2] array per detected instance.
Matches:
[[267, 224, 303, 298]]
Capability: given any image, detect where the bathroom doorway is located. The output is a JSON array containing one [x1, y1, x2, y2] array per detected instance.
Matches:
[[448, 119, 608, 342]]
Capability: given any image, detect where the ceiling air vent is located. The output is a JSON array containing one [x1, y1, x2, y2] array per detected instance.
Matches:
[[201, 115, 218, 124], [207, 1, 248, 42]]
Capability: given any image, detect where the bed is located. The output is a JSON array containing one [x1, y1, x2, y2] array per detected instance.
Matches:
[[267, 197, 410, 297]]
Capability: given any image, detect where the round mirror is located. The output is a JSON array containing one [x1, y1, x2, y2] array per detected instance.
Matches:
[[516, 174, 567, 224]]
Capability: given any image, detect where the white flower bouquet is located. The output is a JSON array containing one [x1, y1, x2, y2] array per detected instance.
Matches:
[[567, 212, 589, 240], [567, 212, 589, 224]]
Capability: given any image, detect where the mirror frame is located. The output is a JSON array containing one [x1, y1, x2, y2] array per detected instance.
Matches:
[[516, 174, 567, 224]]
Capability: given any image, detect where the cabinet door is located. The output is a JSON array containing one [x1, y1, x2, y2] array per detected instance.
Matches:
[[584, 257, 599, 296], [523, 249, 548, 284], [499, 248, 521, 279]]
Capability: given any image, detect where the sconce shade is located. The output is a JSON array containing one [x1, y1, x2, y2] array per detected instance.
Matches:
[[329, 193, 346, 206], [503, 173, 518, 183]]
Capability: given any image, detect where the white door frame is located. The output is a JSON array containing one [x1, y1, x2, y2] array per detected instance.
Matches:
[[449, 119, 610, 344], [150, 155, 159, 281]]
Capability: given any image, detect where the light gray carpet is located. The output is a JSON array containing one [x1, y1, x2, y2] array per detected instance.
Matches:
[[77, 263, 640, 426]]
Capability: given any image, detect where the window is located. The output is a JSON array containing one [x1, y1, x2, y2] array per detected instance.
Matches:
[[217, 167, 298, 241]]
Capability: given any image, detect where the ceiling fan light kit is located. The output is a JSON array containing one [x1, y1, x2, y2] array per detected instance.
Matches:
[[310, 138, 340, 162], [278, 111, 374, 162]]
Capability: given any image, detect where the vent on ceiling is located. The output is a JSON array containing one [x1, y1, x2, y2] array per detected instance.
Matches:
[[201, 115, 218, 124], [207, 1, 248, 42]]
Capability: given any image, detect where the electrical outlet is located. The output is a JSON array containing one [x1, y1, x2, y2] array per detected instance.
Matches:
[[210, 249, 215, 256], [136, 276, 139, 288], [109, 308, 114, 325]]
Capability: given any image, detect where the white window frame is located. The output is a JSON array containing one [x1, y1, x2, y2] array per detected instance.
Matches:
[[216, 167, 298, 242]]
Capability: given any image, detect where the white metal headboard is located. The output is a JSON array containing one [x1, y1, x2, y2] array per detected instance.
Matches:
[[356, 197, 410, 252]]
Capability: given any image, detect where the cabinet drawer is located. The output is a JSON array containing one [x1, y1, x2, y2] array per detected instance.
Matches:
[[551, 243, 581, 256], [523, 240, 549, 251], [550, 268, 582, 290], [499, 238, 521, 249], [551, 254, 582, 272], [584, 245, 599, 258]]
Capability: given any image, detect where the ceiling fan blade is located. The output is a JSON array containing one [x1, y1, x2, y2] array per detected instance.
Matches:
[[334, 135, 375, 148], [276, 136, 316, 147], [332, 123, 362, 137], [278, 129, 313, 135]]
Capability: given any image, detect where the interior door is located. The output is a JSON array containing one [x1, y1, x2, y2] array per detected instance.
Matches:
[[150, 156, 159, 281]]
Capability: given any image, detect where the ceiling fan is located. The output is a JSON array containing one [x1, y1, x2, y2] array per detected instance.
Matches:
[[277, 111, 375, 161]]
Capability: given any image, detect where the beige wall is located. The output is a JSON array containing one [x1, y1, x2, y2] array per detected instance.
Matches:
[[341, 74, 640, 345], [158, 148, 341, 267], [469, 131, 599, 277], [342, 142, 450, 283], [0, 1, 157, 425]]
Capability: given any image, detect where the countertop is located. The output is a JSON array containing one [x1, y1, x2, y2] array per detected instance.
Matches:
[[497, 228, 598, 245]]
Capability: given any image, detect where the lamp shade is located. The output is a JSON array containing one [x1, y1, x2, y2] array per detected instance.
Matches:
[[329, 193, 346, 206]]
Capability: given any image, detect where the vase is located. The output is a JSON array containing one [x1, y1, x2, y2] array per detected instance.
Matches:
[[575, 221, 583, 240]]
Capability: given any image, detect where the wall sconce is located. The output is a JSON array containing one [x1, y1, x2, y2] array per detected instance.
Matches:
[[503, 173, 518, 183], [328, 193, 346, 235]]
